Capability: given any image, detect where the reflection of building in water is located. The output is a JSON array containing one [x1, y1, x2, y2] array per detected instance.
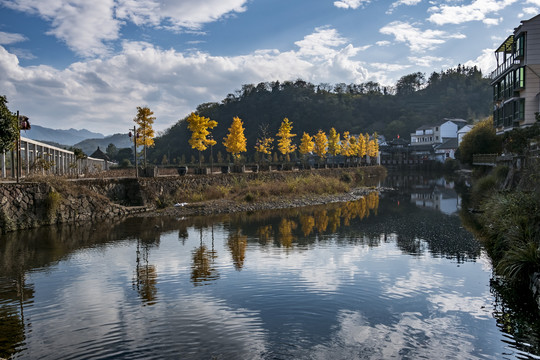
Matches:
[[410, 178, 461, 215]]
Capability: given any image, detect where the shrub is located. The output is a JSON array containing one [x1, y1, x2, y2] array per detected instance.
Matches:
[[46, 191, 62, 222], [471, 175, 497, 203]]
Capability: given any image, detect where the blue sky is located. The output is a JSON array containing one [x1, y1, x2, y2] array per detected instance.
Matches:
[[0, 0, 538, 135]]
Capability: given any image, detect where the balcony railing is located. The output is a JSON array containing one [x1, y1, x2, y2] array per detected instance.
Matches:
[[490, 53, 521, 80]]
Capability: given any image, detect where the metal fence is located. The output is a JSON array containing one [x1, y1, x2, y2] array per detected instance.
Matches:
[[1, 136, 113, 179]]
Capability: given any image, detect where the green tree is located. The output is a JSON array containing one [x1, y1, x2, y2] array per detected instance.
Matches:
[[0, 95, 18, 152], [458, 117, 502, 165], [134, 106, 156, 168], [106, 143, 118, 159]]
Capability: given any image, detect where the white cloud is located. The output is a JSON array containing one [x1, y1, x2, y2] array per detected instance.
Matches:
[[0, 31, 27, 45], [380, 21, 466, 53], [376, 40, 391, 46], [1, 0, 249, 57], [387, 0, 422, 14], [408, 55, 444, 67], [371, 62, 411, 71], [0, 27, 371, 133], [526, 0, 540, 6], [334, 0, 370, 9], [520, 7, 539, 15], [428, 0, 518, 25], [2, 0, 121, 57], [482, 17, 502, 26], [464, 48, 497, 75]]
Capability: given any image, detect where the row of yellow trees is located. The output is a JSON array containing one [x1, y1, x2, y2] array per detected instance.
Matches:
[[186, 113, 379, 164]]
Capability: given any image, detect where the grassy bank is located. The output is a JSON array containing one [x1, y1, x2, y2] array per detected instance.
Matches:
[[464, 159, 540, 287], [159, 166, 387, 208]]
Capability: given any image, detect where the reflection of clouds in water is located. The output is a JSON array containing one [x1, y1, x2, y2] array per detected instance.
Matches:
[[253, 245, 371, 293], [165, 293, 268, 359], [477, 250, 493, 273], [428, 293, 492, 320], [308, 310, 478, 360], [382, 267, 450, 299]]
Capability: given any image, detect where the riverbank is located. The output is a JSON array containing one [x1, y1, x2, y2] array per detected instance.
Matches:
[[0, 166, 386, 233], [463, 155, 540, 308]]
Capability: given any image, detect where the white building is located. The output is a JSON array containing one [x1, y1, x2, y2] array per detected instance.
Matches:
[[410, 119, 468, 146]]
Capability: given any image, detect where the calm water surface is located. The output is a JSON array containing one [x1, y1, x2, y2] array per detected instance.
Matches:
[[1, 175, 540, 359]]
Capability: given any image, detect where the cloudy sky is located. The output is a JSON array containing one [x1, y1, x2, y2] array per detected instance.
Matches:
[[0, 0, 538, 135]]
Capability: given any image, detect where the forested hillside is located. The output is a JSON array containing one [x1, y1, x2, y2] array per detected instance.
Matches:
[[148, 65, 491, 164]]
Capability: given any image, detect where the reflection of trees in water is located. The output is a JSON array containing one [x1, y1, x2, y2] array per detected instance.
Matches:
[[191, 228, 219, 285], [490, 278, 540, 355], [227, 230, 247, 270], [299, 215, 315, 237], [278, 219, 297, 248], [133, 240, 158, 306], [0, 274, 33, 359], [257, 225, 273, 244]]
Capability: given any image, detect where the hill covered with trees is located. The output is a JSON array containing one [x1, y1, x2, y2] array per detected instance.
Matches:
[[148, 65, 491, 164]]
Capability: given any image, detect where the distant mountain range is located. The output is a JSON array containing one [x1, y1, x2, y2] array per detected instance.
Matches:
[[23, 125, 105, 146], [22, 125, 133, 155]]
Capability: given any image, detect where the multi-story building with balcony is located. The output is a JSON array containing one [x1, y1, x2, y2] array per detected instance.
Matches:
[[491, 15, 540, 134]]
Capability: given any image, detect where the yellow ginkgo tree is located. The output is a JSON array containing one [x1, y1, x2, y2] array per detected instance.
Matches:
[[223, 116, 247, 162], [341, 131, 353, 163], [313, 130, 328, 163], [276, 118, 296, 162], [134, 106, 156, 168], [254, 124, 274, 163], [186, 112, 217, 167], [327, 128, 341, 163], [299, 132, 314, 165]]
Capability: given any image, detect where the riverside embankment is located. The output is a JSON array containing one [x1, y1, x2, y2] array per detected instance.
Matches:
[[0, 166, 386, 233]]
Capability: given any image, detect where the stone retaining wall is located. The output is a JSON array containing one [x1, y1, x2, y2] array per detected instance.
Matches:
[[0, 167, 381, 233], [0, 181, 147, 233]]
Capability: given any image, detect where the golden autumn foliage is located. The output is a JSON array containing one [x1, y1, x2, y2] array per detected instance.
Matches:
[[313, 130, 328, 159], [327, 128, 341, 157], [254, 136, 274, 155], [186, 112, 218, 152], [357, 133, 367, 158], [299, 132, 314, 155], [341, 131, 353, 157], [276, 118, 297, 157], [134, 106, 156, 148], [223, 116, 247, 160]]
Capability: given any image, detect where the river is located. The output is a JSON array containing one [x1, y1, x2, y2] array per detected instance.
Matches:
[[1, 174, 539, 359]]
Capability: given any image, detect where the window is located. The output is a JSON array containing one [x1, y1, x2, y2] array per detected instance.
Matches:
[[514, 67, 525, 89], [515, 34, 525, 58], [514, 98, 525, 121], [436, 136, 439, 140]]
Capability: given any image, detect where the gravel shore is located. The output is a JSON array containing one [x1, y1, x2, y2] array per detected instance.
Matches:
[[144, 187, 387, 218]]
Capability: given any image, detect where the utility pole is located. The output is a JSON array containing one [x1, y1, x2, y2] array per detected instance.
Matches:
[[129, 126, 139, 178]]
